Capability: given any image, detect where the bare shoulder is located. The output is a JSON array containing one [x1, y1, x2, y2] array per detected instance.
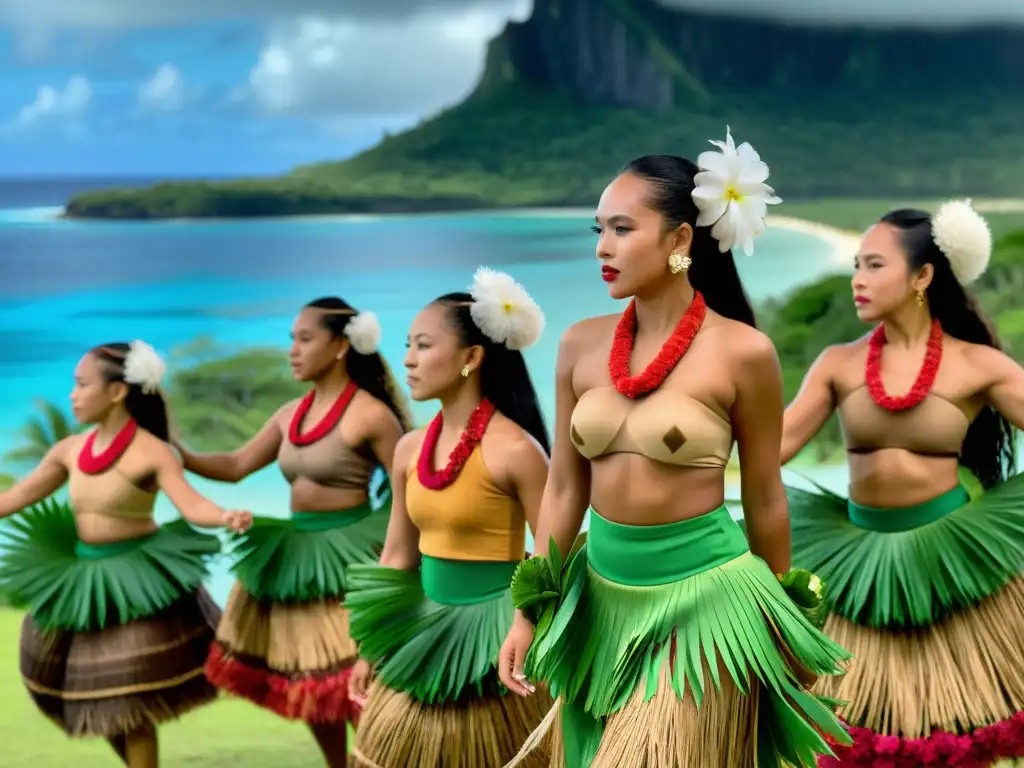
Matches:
[[487, 412, 548, 465], [133, 429, 180, 468], [958, 339, 1019, 382], [562, 314, 617, 352], [352, 389, 402, 429], [49, 434, 82, 465], [273, 397, 303, 427], [393, 427, 427, 466], [704, 315, 778, 370]]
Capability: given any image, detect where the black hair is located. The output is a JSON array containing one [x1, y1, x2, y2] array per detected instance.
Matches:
[[433, 292, 551, 456], [880, 208, 1015, 488], [622, 155, 757, 328], [304, 296, 414, 434], [92, 343, 170, 442]]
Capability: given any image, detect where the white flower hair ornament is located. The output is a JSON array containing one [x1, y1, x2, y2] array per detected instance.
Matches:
[[691, 126, 782, 256], [468, 267, 545, 351], [344, 311, 382, 355], [931, 199, 992, 285], [123, 340, 166, 395]]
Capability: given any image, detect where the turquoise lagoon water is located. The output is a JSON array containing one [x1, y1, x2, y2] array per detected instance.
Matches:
[[0, 204, 852, 604]]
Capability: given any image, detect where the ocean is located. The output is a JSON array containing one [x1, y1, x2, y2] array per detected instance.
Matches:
[[0, 178, 852, 604]]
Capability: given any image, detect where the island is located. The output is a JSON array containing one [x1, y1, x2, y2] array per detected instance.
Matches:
[[64, 0, 1024, 220]]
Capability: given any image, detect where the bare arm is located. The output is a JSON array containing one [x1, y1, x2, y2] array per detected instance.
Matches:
[[978, 346, 1024, 430], [176, 409, 284, 483], [529, 325, 592, 559], [377, 431, 422, 571], [505, 432, 550, 539], [0, 440, 71, 519], [154, 444, 230, 528], [781, 346, 840, 465], [733, 333, 791, 574]]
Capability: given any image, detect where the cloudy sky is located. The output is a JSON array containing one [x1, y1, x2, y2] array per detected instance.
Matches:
[[1, 0, 1023, 177]]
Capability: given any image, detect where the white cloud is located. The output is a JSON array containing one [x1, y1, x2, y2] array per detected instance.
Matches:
[[138, 64, 186, 112], [4, 75, 91, 134], [3, 0, 1024, 30], [245, 4, 528, 118]]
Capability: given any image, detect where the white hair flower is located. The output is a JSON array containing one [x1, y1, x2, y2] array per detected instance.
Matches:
[[123, 340, 166, 394], [691, 126, 782, 256], [344, 311, 381, 355], [468, 267, 545, 351], [931, 199, 992, 285]]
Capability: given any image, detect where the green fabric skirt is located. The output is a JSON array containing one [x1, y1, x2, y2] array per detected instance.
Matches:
[[228, 496, 390, 603], [787, 474, 1024, 629], [0, 497, 220, 632], [515, 506, 852, 768], [346, 555, 519, 704]]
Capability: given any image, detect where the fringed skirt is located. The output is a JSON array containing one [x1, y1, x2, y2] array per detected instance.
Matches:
[[0, 498, 221, 738], [787, 477, 1024, 766], [345, 556, 555, 767], [204, 501, 388, 724], [514, 505, 852, 768]]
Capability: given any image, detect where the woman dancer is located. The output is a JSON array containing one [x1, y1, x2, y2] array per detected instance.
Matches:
[[345, 268, 554, 767], [0, 340, 251, 768], [498, 130, 852, 768], [782, 202, 1024, 767], [177, 297, 411, 765]]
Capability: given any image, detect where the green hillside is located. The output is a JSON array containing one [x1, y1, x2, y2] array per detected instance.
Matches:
[[63, 80, 1024, 220]]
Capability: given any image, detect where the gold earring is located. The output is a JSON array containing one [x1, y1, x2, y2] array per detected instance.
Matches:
[[668, 252, 691, 274], [916, 291, 925, 307], [461, 365, 470, 378]]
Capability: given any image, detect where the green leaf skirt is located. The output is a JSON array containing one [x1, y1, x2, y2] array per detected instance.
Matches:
[[347, 555, 555, 767], [514, 505, 852, 768], [0, 498, 221, 738], [788, 476, 1024, 629], [227, 499, 390, 603], [0, 497, 220, 632], [787, 476, 1024, 759], [205, 498, 390, 724]]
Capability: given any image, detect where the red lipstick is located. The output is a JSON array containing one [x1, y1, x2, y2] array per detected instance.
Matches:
[[854, 296, 869, 305], [601, 266, 619, 283]]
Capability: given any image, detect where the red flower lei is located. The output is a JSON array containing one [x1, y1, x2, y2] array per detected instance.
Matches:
[[78, 418, 138, 475], [417, 399, 496, 491], [609, 291, 707, 399], [865, 319, 942, 412], [288, 380, 358, 446]]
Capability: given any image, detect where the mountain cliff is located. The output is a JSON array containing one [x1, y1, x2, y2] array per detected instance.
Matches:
[[479, 0, 1023, 110], [64, 0, 1024, 219]]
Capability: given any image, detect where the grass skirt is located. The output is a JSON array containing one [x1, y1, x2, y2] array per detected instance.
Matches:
[[346, 557, 554, 767], [514, 506, 851, 768], [204, 501, 388, 724], [787, 476, 1024, 766], [0, 498, 221, 738]]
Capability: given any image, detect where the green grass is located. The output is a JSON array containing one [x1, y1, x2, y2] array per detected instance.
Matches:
[[0, 608, 334, 766]]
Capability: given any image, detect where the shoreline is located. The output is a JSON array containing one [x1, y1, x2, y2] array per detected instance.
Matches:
[[19, 203, 863, 263]]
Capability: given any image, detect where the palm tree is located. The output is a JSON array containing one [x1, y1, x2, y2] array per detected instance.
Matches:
[[0, 473, 13, 491], [3, 400, 76, 468]]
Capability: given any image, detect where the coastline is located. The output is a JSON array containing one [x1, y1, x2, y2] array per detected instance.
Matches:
[[766, 215, 859, 266], [36, 202, 863, 264]]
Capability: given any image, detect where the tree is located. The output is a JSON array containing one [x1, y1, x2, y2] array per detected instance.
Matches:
[[3, 399, 77, 469], [166, 337, 306, 452]]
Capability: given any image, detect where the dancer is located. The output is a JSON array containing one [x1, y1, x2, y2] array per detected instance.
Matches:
[[346, 268, 554, 768], [175, 297, 410, 765], [0, 340, 251, 768], [782, 202, 1024, 767], [498, 129, 852, 768]]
